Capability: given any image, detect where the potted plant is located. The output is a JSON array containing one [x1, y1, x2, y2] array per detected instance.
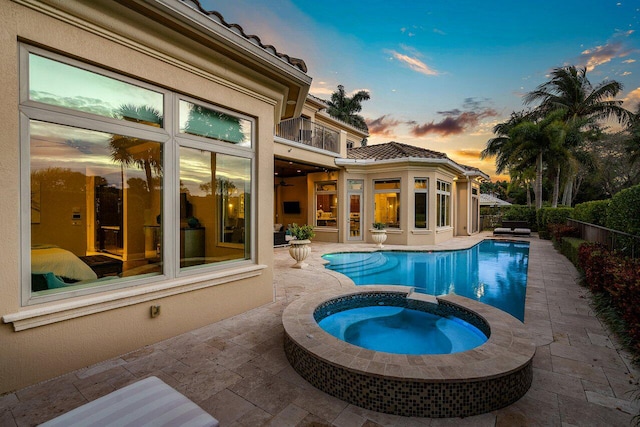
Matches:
[[288, 223, 315, 268], [370, 222, 387, 248]]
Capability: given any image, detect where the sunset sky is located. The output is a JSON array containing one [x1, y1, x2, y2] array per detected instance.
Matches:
[[202, 0, 640, 180]]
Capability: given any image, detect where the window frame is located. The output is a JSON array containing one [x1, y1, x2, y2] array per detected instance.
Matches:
[[414, 178, 429, 229], [19, 44, 257, 306], [373, 178, 401, 229], [314, 181, 338, 228], [436, 179, 452, 228]]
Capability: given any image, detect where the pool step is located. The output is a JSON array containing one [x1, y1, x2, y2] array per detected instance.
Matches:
[[407, 293, 438, 304], [325, 252, 387, 272], [342, 256, 401, 278]]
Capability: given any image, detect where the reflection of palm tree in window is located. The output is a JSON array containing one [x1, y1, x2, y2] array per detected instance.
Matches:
[[109, 104, 163, 192], [183, 104, 244, 144]]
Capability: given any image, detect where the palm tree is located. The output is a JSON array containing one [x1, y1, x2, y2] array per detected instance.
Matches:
[[524, 66, 633, 126], [482, 110, 568, 209], [626, 104, 640, 164], [326, 85, 371, 133], [524, 65, 633, 205]]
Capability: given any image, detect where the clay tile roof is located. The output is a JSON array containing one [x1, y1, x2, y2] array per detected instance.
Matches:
[[347, 141, 448, 161], [180, 0, 308, 73]]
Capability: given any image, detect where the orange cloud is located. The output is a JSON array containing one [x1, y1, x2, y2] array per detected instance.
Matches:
[[623, 87, 640, 110], [409, 109, 498, 137], [366, 115, 401, 136], [578, 31, 636, 72]]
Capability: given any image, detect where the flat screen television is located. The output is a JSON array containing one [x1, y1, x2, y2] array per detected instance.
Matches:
[[283, 201, 301, 214]]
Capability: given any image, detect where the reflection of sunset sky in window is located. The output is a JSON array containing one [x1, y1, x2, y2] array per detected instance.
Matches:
[[180, 147, 250, 198], [30, 121, 151, 189], [29, 54, 163, 121]]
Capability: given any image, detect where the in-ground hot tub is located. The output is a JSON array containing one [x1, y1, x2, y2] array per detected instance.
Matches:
[[283, 287, 535, 418], [317, 293, 488, 355]]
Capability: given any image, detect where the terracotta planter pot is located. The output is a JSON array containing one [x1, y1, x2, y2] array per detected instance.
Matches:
[[289, 239, 311, 268], [370, 229, 387, 248]]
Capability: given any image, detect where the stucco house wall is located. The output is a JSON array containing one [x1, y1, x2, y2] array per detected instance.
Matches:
[[0, 0, 310, 394]]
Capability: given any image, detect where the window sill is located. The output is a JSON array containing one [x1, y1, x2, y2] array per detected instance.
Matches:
[[313, 227, 338, 233], [411, 229, 432, 235], [436, 226, 454, 234], [3, 264, 267, 331]]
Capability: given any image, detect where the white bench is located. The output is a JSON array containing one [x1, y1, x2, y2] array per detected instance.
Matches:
[[40, 376, 219, 427]]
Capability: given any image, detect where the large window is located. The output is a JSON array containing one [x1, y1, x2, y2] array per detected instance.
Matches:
[[21, 45, 254, 304], [374, 179, 400, 228], [315, 181, 337, 227], [414, 178, 428, 229], [437, 180, 451, 228]]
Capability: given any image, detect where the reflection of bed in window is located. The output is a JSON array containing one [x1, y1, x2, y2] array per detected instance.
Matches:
[[31, 245, 98, 291]]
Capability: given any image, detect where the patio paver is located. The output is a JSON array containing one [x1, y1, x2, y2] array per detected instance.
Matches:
[[1, 233, 639, 426]]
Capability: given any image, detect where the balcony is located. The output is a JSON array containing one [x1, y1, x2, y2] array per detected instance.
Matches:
[[276, 117, 340, 154]]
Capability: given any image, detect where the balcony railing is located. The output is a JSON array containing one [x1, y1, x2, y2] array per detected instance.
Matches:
[[276, 117, 340, 154]]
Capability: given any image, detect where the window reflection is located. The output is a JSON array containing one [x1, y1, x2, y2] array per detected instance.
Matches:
[[179, 100, 251, 147], [29, 53, 164, 126], [179, 147, 250, 269], [30, 121, 163, 294]]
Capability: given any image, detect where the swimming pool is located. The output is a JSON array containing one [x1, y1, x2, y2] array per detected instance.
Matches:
[[322, 240, 529, 321]]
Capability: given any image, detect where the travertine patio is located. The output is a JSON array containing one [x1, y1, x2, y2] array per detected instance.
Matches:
[[1, 233, 638, 426]]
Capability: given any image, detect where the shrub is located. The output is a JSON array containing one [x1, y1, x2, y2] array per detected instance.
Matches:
[[578, 242, 612, 293], [572, 200, 610, 226], [549, 224, 579, 244], [537, 207, 573, 239], [558, 237, 585, 267], [502, 205, 537, 228], [606, 184, 640, 236], [288, 223, 315, 240]]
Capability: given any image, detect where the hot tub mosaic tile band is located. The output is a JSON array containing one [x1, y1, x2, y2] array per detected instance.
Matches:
[[282, 286, 535, 418]]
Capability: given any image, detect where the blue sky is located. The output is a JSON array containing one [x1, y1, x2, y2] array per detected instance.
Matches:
[[202, 0, 640, 179]]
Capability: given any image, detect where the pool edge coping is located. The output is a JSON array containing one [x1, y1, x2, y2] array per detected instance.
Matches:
[[282, 285, 536, 383]]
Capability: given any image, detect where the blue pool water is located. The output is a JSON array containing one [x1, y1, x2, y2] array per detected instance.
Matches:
[[318, 305, 487, 354], [322, 240, 529, 321]]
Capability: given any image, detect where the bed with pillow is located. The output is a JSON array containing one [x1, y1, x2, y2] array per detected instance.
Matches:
[[31, 245, 98, 291]]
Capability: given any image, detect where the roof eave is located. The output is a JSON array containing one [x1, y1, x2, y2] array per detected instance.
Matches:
[[130, 0, 312, 118], [336, 156, 463, 171]]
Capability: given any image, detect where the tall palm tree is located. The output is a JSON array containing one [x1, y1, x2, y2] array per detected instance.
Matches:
[[326, 85, 371, 133], [524, 66, 633, 126], [523, 66, 633, 205], [626, 104, 640, 164], [482, 110, 567, 209]]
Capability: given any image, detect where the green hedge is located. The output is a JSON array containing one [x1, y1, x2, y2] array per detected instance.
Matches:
[[502, 205, 537, 228], [537, 207, 574, 238], [572, 200, 610, 226], [559, 237, 585, 267], [606, 184, 640, 236]]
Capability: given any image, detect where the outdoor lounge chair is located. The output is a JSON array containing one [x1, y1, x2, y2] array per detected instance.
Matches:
[[39, 376, 219, 427], [493, 220, 531, 237]]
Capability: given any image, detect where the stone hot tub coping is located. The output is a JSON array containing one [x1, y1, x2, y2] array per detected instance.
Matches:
[[283, 286, 535, 418]]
